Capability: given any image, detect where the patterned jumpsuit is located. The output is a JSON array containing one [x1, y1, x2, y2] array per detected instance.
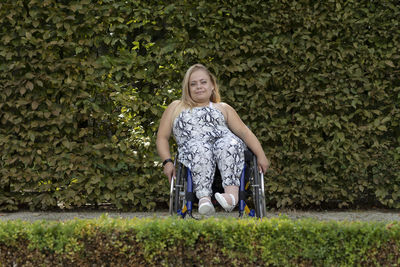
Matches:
[[172, 102, 245, 199]]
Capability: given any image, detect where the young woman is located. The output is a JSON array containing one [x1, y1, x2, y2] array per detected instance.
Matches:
[[156, 64, 269, 215]]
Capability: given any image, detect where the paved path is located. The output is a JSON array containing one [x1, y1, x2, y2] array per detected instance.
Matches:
[[1, 209, 400, 222]]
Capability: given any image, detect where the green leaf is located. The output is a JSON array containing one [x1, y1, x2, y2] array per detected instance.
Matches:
[[377, 125, 387, 131], [93, 144, 105, 149], [385, 60, 395, 67], [26, 81, 34, 91], [31, 101, 39, 110]]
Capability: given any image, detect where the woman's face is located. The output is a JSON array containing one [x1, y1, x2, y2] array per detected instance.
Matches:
[[189, 69, 214, 105]]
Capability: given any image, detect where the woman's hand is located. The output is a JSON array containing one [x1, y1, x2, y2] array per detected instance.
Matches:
[[163, 162, 176, 183], [257, 154, 270, 174]]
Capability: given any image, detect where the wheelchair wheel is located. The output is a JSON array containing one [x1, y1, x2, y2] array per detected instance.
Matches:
[[169, 162, 186, 216], [252, 158, 267, 218]]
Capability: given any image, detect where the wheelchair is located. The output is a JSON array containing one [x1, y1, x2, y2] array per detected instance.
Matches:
[[169, 148, 267, 218]]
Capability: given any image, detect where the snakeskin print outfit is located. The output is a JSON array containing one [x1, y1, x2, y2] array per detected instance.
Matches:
[[172, 102, 245, 199]]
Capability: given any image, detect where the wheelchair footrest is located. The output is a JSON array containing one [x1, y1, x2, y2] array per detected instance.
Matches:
[[248, 209, 255, 217], [177, 205, 188, 218], [177, 209, 186, 218], [244, 204, 255, 217]]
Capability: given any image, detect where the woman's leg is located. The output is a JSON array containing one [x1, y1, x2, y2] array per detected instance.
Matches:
[[182, 141, 216, 200], [214, 134, 245, 206]]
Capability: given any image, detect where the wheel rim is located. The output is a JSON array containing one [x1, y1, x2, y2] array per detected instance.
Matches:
[[253, 168, 261, 218], [171, 164, 186, 216], [260, 173, 267, 216], [169, 176, 175, 215]]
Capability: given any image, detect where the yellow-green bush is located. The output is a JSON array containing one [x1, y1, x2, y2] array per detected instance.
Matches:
[[0, 0, 399, 210], [0, 216, 400, 266]]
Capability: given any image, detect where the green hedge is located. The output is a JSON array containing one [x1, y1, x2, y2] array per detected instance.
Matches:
[[0, 0, 399, 211], [0, 216, 400, 266]]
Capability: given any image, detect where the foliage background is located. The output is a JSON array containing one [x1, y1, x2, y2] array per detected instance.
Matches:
[[0, 0, 399, 210]]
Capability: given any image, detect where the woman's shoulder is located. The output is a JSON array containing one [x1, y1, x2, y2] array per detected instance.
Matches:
[[165, 100, 182, 112], [213, 102, 234, 111], [213, 102, 231, 119], [161, 100, 181, 120], [167, 100, 187, 123], [169, 100, 181, 108], [213, 102, 241, 123]]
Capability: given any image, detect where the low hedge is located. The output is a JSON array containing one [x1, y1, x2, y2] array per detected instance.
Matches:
[[0, 216, 399, 266]]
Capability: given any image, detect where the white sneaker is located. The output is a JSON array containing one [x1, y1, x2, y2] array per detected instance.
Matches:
[[215, 193, 236, 212], [198, 198, 215, 215]]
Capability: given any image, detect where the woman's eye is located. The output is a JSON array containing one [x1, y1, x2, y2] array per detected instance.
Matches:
[[201, 81, 207, 84]]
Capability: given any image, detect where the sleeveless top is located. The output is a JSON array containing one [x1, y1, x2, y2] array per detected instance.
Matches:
[[172, 102, 235, 165]]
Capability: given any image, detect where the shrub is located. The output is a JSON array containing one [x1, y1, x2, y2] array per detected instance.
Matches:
[[0, 216, 400, 266]]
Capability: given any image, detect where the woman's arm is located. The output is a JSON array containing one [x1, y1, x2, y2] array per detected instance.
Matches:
[[156, 100, 180, 182], [220, 103, 270, 173]]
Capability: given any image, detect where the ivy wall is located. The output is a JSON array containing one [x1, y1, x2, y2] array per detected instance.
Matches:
[[0, 0, 399, 210]]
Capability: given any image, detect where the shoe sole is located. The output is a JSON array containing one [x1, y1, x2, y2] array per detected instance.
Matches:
[[215, 193, 235, 212], [198, 203, 215, 215]]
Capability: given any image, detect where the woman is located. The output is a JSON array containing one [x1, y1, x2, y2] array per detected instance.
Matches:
[[156, 64, 270, 215]]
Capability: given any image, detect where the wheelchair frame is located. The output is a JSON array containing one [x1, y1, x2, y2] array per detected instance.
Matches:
[[169, 149, 267, 218]]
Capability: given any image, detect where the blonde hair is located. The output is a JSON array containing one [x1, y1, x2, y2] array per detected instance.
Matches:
[[172, 64, 221, 119]]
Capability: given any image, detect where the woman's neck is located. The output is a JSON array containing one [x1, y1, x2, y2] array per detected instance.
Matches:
[[194, 101, 210, 107]]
